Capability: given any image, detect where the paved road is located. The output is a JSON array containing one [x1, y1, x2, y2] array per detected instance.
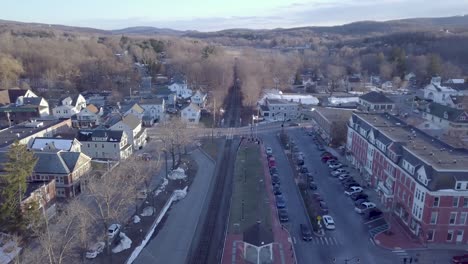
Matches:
[[261, 129, 400, 264], [287, 129, 400, 264], [134, 148, 215, 264]]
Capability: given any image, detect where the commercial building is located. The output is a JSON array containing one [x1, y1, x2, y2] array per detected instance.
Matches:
[[358, 92, 395, 112], [346, 112, 468, 245], [259, 98, 300, 122], [310, 107, 354, 146]]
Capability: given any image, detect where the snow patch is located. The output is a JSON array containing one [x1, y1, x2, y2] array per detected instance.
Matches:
[[173, 187, 188, 201], [112, 232, 132, 253], [168, 167, 187, 180], [258, 89, 319, 105], [328, 97, 359, 105], [154, 178, 168, 196], [133, 215, 141, 224], [141, 207, 155, 217]]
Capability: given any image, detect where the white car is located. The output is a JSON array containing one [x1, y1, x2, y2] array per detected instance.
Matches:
[[355, 202, 376, 213], [331, 169, 347, 177], [322, 215, 336, 230], [85, 242, 105, 259], [108, 224, 121, 239], [338, 174, 351, 181], [266, 147, 273, 155], [344, 186, 363, 196], [328, 163, 343, 169]]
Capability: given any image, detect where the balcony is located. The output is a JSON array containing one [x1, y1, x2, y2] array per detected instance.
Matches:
[[377, 181, 394, 197]]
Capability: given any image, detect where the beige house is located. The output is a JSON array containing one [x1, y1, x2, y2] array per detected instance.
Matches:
[[73, 104, 103, 128], [110, 114, 147, 150], [77, 129, 132, 160]]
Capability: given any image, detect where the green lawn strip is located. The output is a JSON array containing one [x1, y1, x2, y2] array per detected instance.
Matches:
[[228, 144, 271, 234], [200, 138, 221, 160], [299, 185, 320, 232]]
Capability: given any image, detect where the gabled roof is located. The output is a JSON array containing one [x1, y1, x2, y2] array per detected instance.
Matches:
[[139, 98, 164, 105], [442, 82, 468, 91], [359, 92, 393, 104], [182, 103, 201, 112], [86, 104, 99, 114], [22, 97, 43, 106], [426, 102, 467, 122], [33, 150, 90, 175], [121, 114, 141, 130], [0, 88, 29, 106]]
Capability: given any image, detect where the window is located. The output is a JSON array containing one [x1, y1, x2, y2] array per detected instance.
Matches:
[[460, 212, 467, 225], [449, 212, 457, 225], [453, 197, 459, 207], [456, 182, 462, 190], [427, 230, 435, 241], [114, 144, 117, 148], [433, 197, 440, 207], [430, 212, 438, 224], [87, 143, 90, 148], [447, 230, 454, 241], [464, 197, 468, 208], [102, 144, 104, 148]]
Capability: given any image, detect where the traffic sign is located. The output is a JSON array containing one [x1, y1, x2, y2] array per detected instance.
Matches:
[[317, 215, 322, 221]]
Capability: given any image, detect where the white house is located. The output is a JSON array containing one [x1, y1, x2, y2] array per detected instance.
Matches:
[[124, 103, 145, 120], [169, 82, 193, 99], [110, 113, 147, 150], [381, 81, 393, 90], [181, 103, 201, 124], [139, 98, 166, 122], [77, 129, 132, 160], [72, 104, 103, 128], [424, 77, 468, 105], [422, 102, 468, 130], [259, 98, 300, 122], [52, 94, 86, 118], [191, 90, 207, 108]]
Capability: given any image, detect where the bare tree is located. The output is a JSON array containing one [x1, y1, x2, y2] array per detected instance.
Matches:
[[157, 118, 192, 170]]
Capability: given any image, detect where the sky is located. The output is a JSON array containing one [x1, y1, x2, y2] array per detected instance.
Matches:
[[2, 0, 467, 31]]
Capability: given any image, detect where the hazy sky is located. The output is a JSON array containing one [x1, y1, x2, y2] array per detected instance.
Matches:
[[2, 0, 467, 31]]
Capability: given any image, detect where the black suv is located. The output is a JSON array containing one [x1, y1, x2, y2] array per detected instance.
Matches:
[[300, 224, 313, 241]]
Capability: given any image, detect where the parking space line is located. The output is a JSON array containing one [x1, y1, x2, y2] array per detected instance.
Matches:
[[332, 237, 338, 245], [324, 237, 329, 245], [320, 237, 324, 244]]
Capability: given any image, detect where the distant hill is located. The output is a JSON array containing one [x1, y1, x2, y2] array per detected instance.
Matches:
[[110, 26, 186, 36], [0, 19, 108, 35]]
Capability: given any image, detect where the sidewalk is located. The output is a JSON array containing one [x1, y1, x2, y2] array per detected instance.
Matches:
[[374, 215, 424, 250]]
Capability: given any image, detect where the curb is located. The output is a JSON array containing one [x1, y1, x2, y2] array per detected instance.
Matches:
[[197, 146, 216, 164]]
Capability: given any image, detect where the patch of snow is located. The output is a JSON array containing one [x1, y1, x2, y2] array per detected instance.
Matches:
[[141, 206, 155, 217], [173, 187, 188, 201], [328, 97, 359, 105], [133, 215, 141, 224], [154, 178, 168, 196], [112, 232, 132, 253], [168, 167, 187, 180], [258, 89, 319, 105]]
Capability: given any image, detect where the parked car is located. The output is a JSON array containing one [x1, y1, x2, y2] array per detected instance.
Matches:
[[331, 169, 347, 177], [306, 173, 314, 181], [276, 195, 286, 208], [270, 167, 278, 175], [328, 163, 343, 169], [364, 209, 383, 221], [354, 198, 369, 207], [321, 156, 335, 163], [338, 174, 352, 181], [273, 185, 282, 195], [319, 201, 329, 214], [300, 224, 313, 241], [313, 193, 324, 202], [343, 181, 360, 189], [345, 186, 363, 196], [321, 152, 332, 157], [309, 182, 317, 190], [272, 175, 280, 185], [278, 209, 289, 222], [266, 147, 273, 155], [355, 202, 376, 213], [351, 193, 369, 201], [299, 166, 309, 173], [452, 254, 468, 264], [108, 224, 121, 239], [268, 157, 276, 168], [85, 242, 105, 259], [322, 215, 336, 230], [317, 145, 325, 151]]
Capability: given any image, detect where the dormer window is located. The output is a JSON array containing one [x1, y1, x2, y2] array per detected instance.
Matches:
[[402, 159, 415, 175]]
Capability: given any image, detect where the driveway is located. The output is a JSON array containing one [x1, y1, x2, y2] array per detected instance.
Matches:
[[134, 148, 215, 264]]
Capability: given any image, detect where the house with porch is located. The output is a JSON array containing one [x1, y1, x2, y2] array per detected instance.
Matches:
[[77, 129, 132, 160], [52, 94, 86, 119], [72, 104, 103, 128]]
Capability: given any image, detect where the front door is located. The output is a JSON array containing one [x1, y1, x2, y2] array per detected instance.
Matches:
[[456, 230, 464, 243]]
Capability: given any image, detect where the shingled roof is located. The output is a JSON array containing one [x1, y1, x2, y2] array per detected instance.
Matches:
[[426, 102, 468, 123], [359, 91, 394, 104]]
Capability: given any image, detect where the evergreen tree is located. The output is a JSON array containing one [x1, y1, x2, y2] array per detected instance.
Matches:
[[0, 141, 37, 232]]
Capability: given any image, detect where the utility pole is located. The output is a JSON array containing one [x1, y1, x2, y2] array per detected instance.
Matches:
[[212, 97, 216, 142]]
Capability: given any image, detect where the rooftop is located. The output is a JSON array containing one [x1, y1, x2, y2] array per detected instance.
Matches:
[[0, 119, 68, 149], [313, 107, 354, 122], [359, 91, 394, 104], [354, 112, 468, 171]]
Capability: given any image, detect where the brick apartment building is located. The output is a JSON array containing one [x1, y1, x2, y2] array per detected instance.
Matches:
[[346, 112, 468, 245]]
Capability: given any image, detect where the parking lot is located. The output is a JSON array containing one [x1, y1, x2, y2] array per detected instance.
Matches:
[[262, 130, 399, 264]]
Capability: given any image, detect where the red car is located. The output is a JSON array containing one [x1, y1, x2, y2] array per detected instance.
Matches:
[[453, 254, 468, 264]]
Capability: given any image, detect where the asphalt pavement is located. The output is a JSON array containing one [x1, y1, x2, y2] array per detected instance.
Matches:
[[134, 148, 215, 264], [262, 129, 400, 264]]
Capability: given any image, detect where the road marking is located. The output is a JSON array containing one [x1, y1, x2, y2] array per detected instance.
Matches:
[[332, 237, 338, 245], [324, 237, 329, 245], [320, 237, 324, 244], [292, 237, 296, 244], [369, 238, 375, 246]]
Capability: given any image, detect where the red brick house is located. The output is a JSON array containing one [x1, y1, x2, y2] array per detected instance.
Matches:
[[346, 112, 468, 245]]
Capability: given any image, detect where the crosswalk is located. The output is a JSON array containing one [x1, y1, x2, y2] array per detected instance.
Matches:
[[392, 249, 409, 259], [309, 236, 341, 246]]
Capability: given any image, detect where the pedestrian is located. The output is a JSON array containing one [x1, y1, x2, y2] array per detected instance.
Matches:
[[409, 257, 413, 263], [403, 257, 407, 264]]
